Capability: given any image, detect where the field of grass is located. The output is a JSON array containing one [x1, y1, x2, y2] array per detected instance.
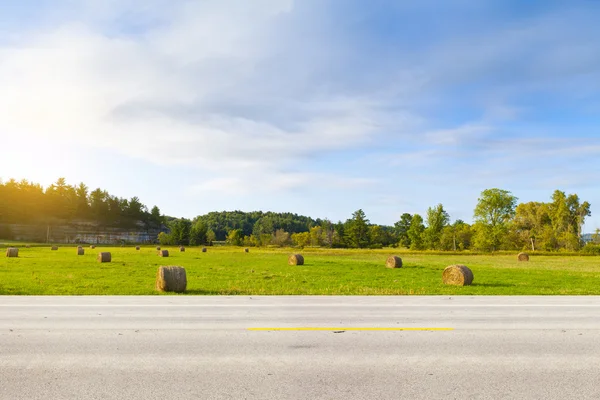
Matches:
[[1, 245, 600, 295]]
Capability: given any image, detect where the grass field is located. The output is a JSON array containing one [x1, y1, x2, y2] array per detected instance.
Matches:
[[1, 245, 600, 295]]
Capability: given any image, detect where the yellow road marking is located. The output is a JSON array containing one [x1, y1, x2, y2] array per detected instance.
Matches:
[[247, 327, 453, 331]]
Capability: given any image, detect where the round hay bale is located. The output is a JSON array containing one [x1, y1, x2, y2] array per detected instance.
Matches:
[[6, 248, 19, 258], [442, 264, 473, 286], [158, 250, 169, 257], [179, 246, 185, 252], [135, 246, 140, 250], [25, 245, 31, 248], [386, 256, 402, 269], [288, 254, 304, 265], [51, 246, 58, 251], [156, 266, 187, 293], [244, 248, 249, 253], [202, 247, 207, 253], [77, 247, 84, 256], [90, 245, 96, 249], [156, 246, 161, 251], [518, 252, 529, 262], [97, 252, 111, 263]]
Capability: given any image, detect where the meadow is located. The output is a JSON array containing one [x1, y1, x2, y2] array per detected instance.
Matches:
[[1, 245, 600, 295]]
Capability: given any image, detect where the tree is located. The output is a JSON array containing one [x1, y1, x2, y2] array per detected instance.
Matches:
[[271, 229, 291, 247], [189, 220, 208, 246], [291, 232, 310, 247], [407, 214, 425, 250], [75, 182, 89, 219], [320, 219, 335, 247], [169, 218, 191, 245], [227, 229, 244, 246], [473, 188, 517, 251], [252, 217, 274, 237], [424, 204, 449, 250], [549, 190, 591, 250], [369, 225, 384, 248], [150, 206, 163, 228], [89, 188, 108, 225], [206, 229, 216, 245], [394, 213, 412, 248], [344, 209, 370, 248], [309, 226, 323, 247], [440, 220, 472, 251], [513, 202, 552, 251], [158, 231, 174, 246], [126, 196, 144, 225]]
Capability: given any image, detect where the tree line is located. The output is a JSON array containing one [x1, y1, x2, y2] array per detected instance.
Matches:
[[0, 178, 164, 230], [160, 188, 594, 252], [1, 178, 595, 251]]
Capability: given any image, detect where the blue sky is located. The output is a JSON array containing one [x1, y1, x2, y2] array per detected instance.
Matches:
[[1, 0, 599, 231]]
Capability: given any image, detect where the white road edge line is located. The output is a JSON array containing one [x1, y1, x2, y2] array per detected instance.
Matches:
[[1, 304, 600, 307]]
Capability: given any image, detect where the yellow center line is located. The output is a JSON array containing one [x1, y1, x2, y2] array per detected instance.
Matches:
[[247, 327, 454, 331]]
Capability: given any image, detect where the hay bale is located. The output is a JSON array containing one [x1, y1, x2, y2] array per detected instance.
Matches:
[[156, 266, 187, 293], [25, 245, 31, 248], [90, 245, 96, 249], [288, 254, 304, 265], [386, 256, 402, 268], [77, 247, 84, 256], [179, 246, 185, 252], [518, 252, 529, 262], [158, 250, 169, 257], [51, 246, 58, 251], [156, 246, 161, 250], [97, 252, 111, 263], [442, 264, 473, 286], [6, 248, 18, 257], [244, 248, 249, 253], [135, 246, 140, 250], [202, 247, 207, 253]]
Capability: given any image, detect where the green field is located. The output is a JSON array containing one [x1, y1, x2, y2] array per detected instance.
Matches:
[[1, 245, 600, 295]]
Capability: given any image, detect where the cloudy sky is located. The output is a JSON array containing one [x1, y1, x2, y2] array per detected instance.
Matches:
[[1, 0, 599, 230]]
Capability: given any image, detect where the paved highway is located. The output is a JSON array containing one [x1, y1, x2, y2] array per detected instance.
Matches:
[[2, 296, 600, 399]]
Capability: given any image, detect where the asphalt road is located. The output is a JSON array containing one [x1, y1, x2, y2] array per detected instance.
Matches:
[[1, 296, 600, 399]]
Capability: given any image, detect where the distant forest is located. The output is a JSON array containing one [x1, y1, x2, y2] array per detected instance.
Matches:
[[1, 178, 598, 252], [0, 178, 164, 229]]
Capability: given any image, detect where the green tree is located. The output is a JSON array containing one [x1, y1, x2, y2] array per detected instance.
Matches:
[[206, 229, 216, 245], [189, 220, 208, 246], [513, 202, 552, 251], [227, 229, 244, 246], [440, 220, 472, 251], [309, 226, 323, 247], [549, 190, 591, 250], [344, 209, 370, 248], [394, 213, 412, 248], [75, 182, 89, 219], [150, 206, 163, 228], [407, 214, 425, 250], [424, 204, 449, 250], [158, 231, 174, 246], [369, 225, 385, 248], [169, 218, 191, 245], [473, 188, 517, 251], [291, 232, 310, 247]]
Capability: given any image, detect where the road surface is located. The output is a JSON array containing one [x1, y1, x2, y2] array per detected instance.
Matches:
[[1, 296, 600, 399]]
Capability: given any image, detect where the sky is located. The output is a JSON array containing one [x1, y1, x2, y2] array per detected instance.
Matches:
[[1, 0, 599, 231]]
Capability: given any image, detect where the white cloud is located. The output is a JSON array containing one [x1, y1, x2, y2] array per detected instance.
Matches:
[[0, 0, 417, 189], [1, 0, 600, 228]]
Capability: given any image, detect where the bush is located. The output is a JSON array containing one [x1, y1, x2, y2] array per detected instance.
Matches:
[[581, 244, 600, 255]]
